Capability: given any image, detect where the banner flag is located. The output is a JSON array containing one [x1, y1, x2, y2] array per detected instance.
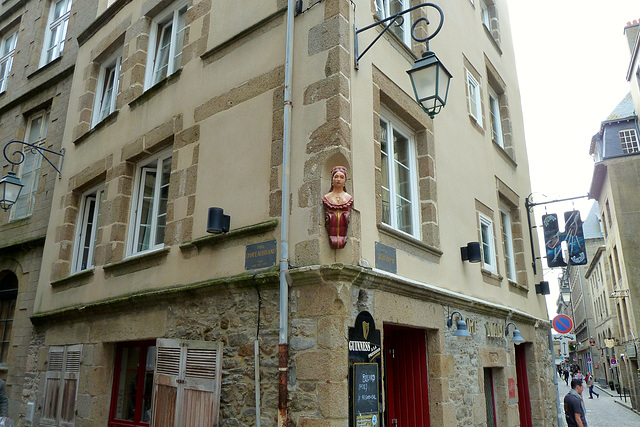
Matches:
[[542, 211, 587, 267]]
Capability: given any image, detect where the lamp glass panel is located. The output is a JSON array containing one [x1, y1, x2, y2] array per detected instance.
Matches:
[[411, 64, 438, 104]]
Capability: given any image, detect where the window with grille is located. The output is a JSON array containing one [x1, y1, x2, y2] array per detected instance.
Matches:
[[467, 71, 482, 126], [479, 213, 496, 273], [128, 150, 172, 255], [71, 187, 103, 273], [145, 2, 187, 89], [375, 0, 411, 45], [40, 0, 72, 66], [11, 110, 50, 220], [92, 53, 121, 127], [380, 113, 419, 238], [619, 129, 639, 154], [0, 30, 18, 93]]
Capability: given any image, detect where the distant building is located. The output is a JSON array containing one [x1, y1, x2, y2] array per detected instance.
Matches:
[[589, 27, 640, 405]]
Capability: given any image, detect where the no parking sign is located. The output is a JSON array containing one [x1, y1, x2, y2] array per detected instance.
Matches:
[[552, 315, 573, 334]]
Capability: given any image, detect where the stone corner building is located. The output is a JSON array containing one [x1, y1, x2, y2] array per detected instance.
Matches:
[[0, 0, 557, 426]]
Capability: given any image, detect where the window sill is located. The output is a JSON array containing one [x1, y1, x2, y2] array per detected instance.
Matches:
[[129, 69, 182, 110], [492, 140, 517, 167], [51, 268, 95, 289], [27, 56, 63, 80], [73, 110, 119, 145], [469, 115, 485, 135], [377, 223, 442, 257], [481, 267, 502, 286], [179, 219, 279, 252], [508, 279, 528, 293], [482, 25, 503, 55], [103, 247, 170, 277]]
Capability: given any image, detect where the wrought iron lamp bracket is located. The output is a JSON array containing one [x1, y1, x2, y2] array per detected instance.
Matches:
[[354, 2, 444, 69], [3, 140, 65, 178]]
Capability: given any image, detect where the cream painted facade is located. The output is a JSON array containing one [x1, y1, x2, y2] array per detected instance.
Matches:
[[2, 0, 557, 426]]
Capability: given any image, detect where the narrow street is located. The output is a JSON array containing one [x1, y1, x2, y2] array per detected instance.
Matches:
[[555, 375, 640, 426]]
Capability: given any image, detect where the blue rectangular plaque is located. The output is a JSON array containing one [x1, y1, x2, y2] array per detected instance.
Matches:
[[375, 242, 397, 273], [245, 240, 277, 270]]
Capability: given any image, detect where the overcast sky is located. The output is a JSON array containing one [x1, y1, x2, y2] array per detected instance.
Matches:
[[508, 1, 638, 319]]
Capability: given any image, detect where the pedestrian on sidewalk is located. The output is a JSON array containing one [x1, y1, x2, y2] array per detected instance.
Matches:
[[586, 373, 599, 399], [563, 368, 570, 385], [564, 379, 588, 427]]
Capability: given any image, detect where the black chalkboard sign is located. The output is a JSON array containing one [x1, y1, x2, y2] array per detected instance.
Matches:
[[353, 363, 379, 424]]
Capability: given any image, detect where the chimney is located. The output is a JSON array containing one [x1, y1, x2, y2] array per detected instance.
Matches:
[[624, 19, 640, 54]]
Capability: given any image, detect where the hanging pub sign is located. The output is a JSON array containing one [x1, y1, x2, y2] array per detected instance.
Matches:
[[349, 311, 382, 427], [542, 210, 587, 268]]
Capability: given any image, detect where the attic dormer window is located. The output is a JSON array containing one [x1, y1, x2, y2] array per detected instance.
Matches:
[[619, 129, 639, 154]]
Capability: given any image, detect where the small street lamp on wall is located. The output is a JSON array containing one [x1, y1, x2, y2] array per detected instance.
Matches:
[[0, 140, 65, 211]]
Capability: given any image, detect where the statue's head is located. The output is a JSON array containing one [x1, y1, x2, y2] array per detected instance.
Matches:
[[330, 166, 348, 191]]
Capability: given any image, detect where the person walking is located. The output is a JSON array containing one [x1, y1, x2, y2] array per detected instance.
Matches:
[[564, 379, 588, 427], [563, 368, 570, 385], [586, 373, 599, 399]]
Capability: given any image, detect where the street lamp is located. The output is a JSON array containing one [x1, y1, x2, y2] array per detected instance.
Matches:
[[354, 2, 452, 118], [560, 285, 572, 305], [0, 140, 65, 211]]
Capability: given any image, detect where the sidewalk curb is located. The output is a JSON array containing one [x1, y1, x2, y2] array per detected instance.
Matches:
[[595, 385, 637, 413]]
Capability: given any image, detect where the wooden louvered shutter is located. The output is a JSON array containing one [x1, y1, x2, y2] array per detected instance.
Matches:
[[42, 346, 64, 425], [59, 345, 82, 427], [42, 345, 82, 427], [151, 339, 223, 427]]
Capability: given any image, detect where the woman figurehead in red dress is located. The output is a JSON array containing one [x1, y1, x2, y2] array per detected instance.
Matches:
[[322, 166, 354, 249]]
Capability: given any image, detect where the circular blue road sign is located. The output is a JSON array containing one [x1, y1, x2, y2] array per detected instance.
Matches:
[[553, 315, 573, 334]]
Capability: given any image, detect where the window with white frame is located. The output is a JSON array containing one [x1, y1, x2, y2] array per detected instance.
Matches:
[[480, 0, 491, 29], [500, 207, 516, 281], [380, 113, 419, 237], [375, 0, 411, 45], [489, 88, 503, 147], [40, 0, 72, 66], [71, 186, 103, 273], [128, 150, 172, 255], [480, 0, 500, 44], [145, 2, 187, 89], [92, 52, 121, 127], [466, 71, 482, 126], [0, 30, 18, 93], [12, 110, 50, 220], [619, 129, 639, 154], [479, 213, 496, 272]]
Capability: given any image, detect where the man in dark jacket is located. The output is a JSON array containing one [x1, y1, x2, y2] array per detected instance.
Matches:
[[564, 379, 587, 427]]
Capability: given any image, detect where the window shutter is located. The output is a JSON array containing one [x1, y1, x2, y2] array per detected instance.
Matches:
[[152, 339, 223, 427], [42, 346, 65, 424], [59, 344, 82, 427], [42, 345, 82, 427]]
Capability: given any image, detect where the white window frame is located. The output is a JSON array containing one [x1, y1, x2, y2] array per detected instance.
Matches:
[[500, 206, 516, 281], [380, 110, 420, 238], [11, 110, 50, 220], [479, 213, 496, 273], [144, 1, 188, 90], [619, 129, 639, 154], [466, 71, 482, 126], [127, 149, 172, 256], [71, 186, 104, 273], [480, 0, 491, 29], [0, 30, 18, 93], [489, 88, 503, 147], [91, 52, 122, 127], [375, 0, 411, 45], [40, 0, 72, 67]]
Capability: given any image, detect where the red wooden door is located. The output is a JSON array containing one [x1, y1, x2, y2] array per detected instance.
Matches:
[[515, 345, 532, 427], [384, 326, 430, 427]]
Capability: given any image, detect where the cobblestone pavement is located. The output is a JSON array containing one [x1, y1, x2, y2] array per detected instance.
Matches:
[[554, 375, 640, 426]]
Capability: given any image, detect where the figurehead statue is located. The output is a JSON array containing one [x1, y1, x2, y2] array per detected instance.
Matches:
[[322, 166, 354, 249]]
